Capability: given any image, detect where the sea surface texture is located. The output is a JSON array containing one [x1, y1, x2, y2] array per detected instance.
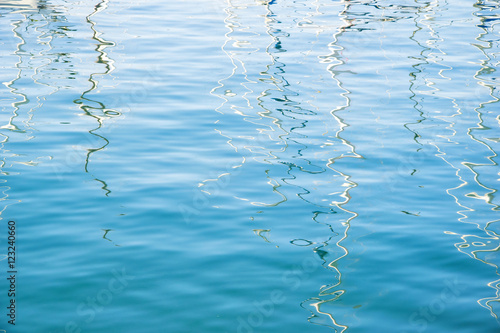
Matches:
[[0, 0, 499, 332]]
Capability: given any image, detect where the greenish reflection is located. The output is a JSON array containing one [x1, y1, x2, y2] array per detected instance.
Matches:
[[102, 228, 120, 246], [0, 0, 117, 221], [74, 0, 118, 197]]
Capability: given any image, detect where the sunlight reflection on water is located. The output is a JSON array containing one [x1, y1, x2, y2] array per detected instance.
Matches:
[[0, 0, 499, 332]]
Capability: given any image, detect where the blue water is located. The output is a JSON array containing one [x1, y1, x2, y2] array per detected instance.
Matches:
[[0, 0, 499, 332]]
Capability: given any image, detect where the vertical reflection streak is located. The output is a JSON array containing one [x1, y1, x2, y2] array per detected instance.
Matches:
[[298, 1, 365, 332], [4, 19, 28, 133], [208, 0, 290, 205], [0, 5, 60, 215], [261, 1, 358, 331], [468, 0, 500, 319], [210, 0, 358, 331], [75, 0, 117, 195], [326, 1, 362, 163], [410, 0, 500, 324]]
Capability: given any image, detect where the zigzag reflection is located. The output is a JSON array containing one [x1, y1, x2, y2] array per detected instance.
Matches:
[[0, 0, 64, 215], [409, 0, 500, 324], [0, 0, 118, 208], [74, 0, 118, 196], [208, 0, 360, 331], [463, 0, 500, 321]]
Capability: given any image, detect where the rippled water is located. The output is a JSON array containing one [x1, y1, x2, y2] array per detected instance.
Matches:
[[0, 0, 499, 332]]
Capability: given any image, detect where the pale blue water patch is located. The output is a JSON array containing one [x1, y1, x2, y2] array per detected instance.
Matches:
[[0, 0, 499, 332]]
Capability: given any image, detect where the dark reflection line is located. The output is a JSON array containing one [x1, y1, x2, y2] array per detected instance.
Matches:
[[407, 0, 434, 149], [0, 1, 117, 221], [74, 0, 117, 196], [102, 228, 120, 246]]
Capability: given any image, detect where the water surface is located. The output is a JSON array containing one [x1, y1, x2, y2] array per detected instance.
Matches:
[[0, 0, 499, 332]]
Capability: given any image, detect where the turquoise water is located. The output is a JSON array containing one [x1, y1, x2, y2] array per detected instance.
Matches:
[[0, 0, 499, 332]]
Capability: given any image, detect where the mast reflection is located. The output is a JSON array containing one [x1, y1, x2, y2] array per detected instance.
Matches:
[[210, 0, 360, 331]]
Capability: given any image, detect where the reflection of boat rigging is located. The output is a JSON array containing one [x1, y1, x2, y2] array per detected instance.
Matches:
[[1, 0, 56, 134], [211, 0, 361, 331], [407, 0, 500, 324], [74, 0, 119, 196], [456, 1, 500, 322], [0, 0, 63, 215], [0, 0, 118, 203]]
